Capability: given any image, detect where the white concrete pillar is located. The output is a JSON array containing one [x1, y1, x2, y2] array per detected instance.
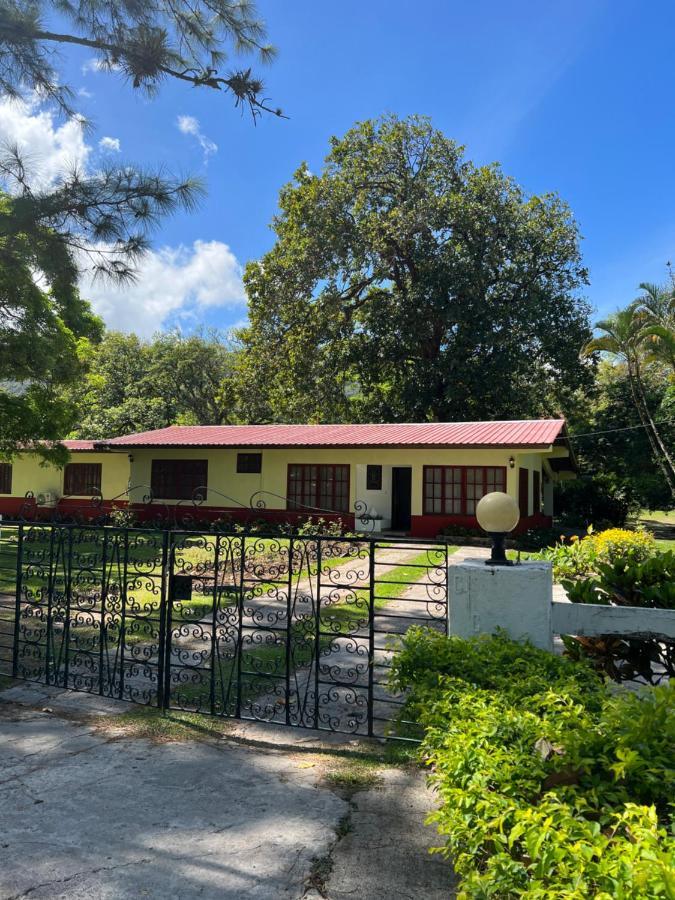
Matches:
[[448, 559, 554, 650]]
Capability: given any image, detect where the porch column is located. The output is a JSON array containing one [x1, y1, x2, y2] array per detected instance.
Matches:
[[543, 478, 554, 517]]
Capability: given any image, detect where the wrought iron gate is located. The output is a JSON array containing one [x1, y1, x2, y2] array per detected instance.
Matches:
[[0, 524, 449, 737]]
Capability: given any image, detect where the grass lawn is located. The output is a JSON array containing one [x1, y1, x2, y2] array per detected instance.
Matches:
[[638, 508, 675, 552], [639, 508, 675, 525]]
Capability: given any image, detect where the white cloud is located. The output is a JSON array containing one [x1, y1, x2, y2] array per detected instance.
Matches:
[[78, 87, 94, 99], [0, 95, 90, 189], [176, 114, 218, 161], [98, 136, 120, 152], [82, 57, 121, 75], [80, 240, 246, 336]]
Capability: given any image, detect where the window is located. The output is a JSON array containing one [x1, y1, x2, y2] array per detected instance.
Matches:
[[366, 464, 382, 491], [423, 466, 506, 516], [236, 453, 262, 474], [151, 459, 208, 500], [0, 463, 12, 494], [64, 462, 102, 496], [287, 464, 350, 513]]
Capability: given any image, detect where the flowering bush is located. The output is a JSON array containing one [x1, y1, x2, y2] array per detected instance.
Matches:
[[586, 527, 656, 563], [538, 526, 657, 581]]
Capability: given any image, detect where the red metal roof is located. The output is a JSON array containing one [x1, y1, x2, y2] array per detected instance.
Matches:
[[62, 440, 97, 451], [98, 420, 567, 450]]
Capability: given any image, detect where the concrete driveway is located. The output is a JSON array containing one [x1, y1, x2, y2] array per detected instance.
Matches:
[[0, 685, 454, 899]]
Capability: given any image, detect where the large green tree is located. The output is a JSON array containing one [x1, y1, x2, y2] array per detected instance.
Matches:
[[0, 0, 280, 454], [240, 115, 592, 424], [68, 329, 241, 438], [0, 191, 103, 459], [565, 359, 675, 513], [584, 302, 675, 499]]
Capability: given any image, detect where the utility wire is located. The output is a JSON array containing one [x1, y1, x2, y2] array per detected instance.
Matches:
[[568, 418, 675, 439]]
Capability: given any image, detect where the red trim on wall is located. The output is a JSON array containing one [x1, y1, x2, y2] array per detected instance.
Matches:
[[0, 497, 130, 521], [410, 512, 552, 538], [0, 496, 353, 529]]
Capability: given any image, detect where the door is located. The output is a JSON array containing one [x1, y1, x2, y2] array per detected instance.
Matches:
[[391, 467, 412, 530], [518, 468, 529, 518]]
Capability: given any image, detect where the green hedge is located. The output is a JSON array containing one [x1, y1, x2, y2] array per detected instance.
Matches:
[[391, 629, 675, 898]]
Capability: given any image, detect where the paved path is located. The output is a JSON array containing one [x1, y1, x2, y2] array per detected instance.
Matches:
[[0, 686, 454, 899]]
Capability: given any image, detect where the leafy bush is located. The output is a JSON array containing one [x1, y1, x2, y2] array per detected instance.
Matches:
[[107, 505, 137, 528], [586, 527, 656, 563], [563, 550, 675, 683], [391, 630, 675, 898], [294, 516, 353, 537], [536, 526, 658, 581], [438, 524, 485, 540], [556, 474, 639, 528], [513, 526, 568, 551]]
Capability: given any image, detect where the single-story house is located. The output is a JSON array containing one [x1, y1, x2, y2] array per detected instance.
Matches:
[[0, 419, 576, 535]]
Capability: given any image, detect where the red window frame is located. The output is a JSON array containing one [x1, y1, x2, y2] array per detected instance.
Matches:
[[63, 462, 102, 496], [287, 464, 350, 514], [151, 459, 208, 500], [0, 462, 12, 494], [422, 466, 507, 516]]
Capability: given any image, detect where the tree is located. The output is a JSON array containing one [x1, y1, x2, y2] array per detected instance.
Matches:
[[149, 330, 241, 426], [632, 281, 675, 373], [565, 360, 675, 514], [583, 308, 675, 499], [0, 0, 280, 454], [68, 329, 242, 438], [239, 115, 592, 424], [0, 190, 105, 460], [0, 0, 281, 119]]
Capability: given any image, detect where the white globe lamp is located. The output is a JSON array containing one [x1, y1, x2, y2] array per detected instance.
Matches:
[[476, 491, 520, 566]]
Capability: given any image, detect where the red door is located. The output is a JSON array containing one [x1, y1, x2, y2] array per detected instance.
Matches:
[[532, 470, 540, 515], [518, 468, 529, 519]]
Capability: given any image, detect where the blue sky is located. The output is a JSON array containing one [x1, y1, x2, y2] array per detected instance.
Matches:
[[4, 0, 674, 335]]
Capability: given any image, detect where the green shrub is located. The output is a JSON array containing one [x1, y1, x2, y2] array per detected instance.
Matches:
[[536, 527, 659, 582], [563, 550, 675, 683], [587, 527, 657, 563], [391, 630, 675, 898], [556, 474, 639, 528]]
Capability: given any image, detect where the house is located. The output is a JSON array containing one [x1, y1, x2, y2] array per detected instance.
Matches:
[[0, 419, 576, 535]]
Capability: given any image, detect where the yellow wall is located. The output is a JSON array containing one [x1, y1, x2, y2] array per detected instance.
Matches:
[[3, 452, 130, 499], [126, 446, 551, 516], [3, 446, 561, 518]]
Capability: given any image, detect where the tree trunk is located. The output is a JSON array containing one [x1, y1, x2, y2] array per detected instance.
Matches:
[[628, 358, 675, 498]]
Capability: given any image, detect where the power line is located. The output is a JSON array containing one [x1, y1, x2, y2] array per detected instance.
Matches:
[[568, 418, 675, 439]]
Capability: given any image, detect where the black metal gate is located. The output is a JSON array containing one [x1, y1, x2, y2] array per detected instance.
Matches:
[[0, 524, 448, 737]]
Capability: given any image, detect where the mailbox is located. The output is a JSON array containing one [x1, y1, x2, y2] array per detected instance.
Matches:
[[170, 574, 193, 602]]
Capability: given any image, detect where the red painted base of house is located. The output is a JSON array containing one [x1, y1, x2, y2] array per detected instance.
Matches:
[[0, 497, 552, 537], [410, 512, 553, 538]]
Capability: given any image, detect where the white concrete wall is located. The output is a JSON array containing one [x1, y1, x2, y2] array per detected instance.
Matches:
[[449, 560, 675, 649], [449, 560, 553, 650]]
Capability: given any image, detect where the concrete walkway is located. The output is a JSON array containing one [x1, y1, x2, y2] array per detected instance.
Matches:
[[0, 684, 454, 900]]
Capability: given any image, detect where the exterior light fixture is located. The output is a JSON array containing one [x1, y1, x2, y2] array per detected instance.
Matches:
[[508, 456, 515, 469], [476, 491, 520, 566]]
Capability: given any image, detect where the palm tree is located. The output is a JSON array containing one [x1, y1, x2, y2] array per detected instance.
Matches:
[[632, 281, 675, 373], [583, 308, 675, 498]]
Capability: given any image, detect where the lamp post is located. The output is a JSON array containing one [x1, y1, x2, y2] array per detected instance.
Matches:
[[476, 492, 520, 566]]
